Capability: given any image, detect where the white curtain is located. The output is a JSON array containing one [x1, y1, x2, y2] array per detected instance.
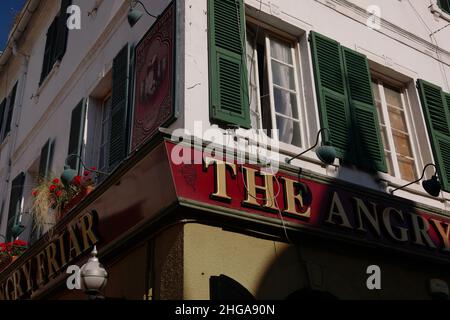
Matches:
[[270, 38, 294, 145], [246, 32, 261, 130]]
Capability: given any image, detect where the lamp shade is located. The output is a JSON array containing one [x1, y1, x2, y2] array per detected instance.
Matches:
[[316, 145, 336, 165], [422, 175, 441, 197], [128, 8, 143, 27], [80, 246, 108, 294], [61, 165, 78, 186], [11, 223, 25, 238]]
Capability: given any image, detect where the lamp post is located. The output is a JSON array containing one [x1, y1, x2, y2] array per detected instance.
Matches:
[[286, 128, 337, 166], [80, 246, 108, 300], [390, 163, 441, 197]]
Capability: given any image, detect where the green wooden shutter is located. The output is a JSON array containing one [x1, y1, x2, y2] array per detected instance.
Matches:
[[438, 0, 450, 14], [309, 31, 354, 161], [54, 0, 72, 61], [6, 173, 25, 241], [417, 79, 450, 192], [109, 44, 130, 170], [3, 82, 18, 141], [67, 99, 86, 171], [40, 18, 58, 85], [342, 47, 387, 173], [208, 0, 250, 128], [39, 139, 55, 179]]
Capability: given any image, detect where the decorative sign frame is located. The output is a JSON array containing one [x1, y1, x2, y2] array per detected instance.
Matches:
[[131, 1, 176, 151]]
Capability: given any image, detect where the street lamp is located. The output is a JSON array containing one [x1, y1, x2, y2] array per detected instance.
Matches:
[[390, 163, 441, 197], [128, 0, 159, 27], [80, 246, 108, 300], [286, 128, 337, 166]]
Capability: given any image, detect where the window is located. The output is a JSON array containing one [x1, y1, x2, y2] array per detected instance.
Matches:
[[98, 95, 112, 175], [437, 0, 450, 15], [0, 82, 18, 143], [246, 24, 302, 147], [6, 173, 25, 241], [40, 0, 71, 85], [372, 79, 418, 182]]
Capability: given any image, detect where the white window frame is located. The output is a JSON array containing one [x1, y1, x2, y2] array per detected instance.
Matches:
[[373, 78, 421, 182], [246, 24, 306, 152]]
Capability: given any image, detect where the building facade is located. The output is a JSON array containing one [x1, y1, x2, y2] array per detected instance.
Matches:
[[0, 0, 449, 300]]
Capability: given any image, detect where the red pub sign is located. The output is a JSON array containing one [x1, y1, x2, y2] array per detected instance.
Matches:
[[165, 141, 450, 260], [132, 2, 176, 151]]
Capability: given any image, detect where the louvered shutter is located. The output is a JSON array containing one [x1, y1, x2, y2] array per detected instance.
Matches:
[[109, 45, 130, 170], [0, 99, 6, 138], [310, 32, 354, 161], [54, 0, 72, 61], [342, 47, 387, 172], [438, 0, 450, 14], [67, 99, 86, 171], [39, 139, 55, 179], [40, 18, 58, 85], [208, 0, 250, 128], [417, 79, 450, 192], [3, 82, 18, 141], [6, 173, 25, 241]]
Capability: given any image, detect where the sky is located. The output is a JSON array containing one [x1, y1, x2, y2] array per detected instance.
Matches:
[[0, 0, 26, 52]]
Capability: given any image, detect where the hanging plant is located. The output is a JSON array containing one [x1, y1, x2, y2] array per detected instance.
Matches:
[[31, 169, 96, 232], [0, 240, 28, 272]]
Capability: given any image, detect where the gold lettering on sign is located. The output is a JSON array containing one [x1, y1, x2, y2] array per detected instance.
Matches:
[[353, 197, 380, 236], [382, 208, 408, 242], [410, 213, 436, 248], [80, 211, 99, 252], [281, 177, 310, 219], [325, 192, 352, 229], [21, 260, 33, 294], [430, 219, 450, 252], [242, 167, 278, 210], [204, 157, 237, 201], [35, 251, 47, 287], [46, 243, 60, 279]]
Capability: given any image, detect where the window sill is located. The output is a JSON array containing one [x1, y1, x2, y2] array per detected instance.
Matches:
[[34, 60, 61, 102], [430, 3, 450, 23]]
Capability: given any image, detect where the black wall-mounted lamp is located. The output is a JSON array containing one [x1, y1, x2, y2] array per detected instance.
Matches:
[[390, 163, 441, 197], [128, 0, 159, 27], [61, 154, 110, 186], [286, 128, 336, 166]]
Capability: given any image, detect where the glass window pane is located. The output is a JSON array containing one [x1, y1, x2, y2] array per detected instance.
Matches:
[[372, 81, 380, 101], [384, 86, 402, 107], [270, 38, 292, 64], [276, 116, 301, 147], [271, 61, 296, 90], [398, 156, 417, 182], [392, 131, 413, 157], [380, 126, 390, 152], [388, 107, 408, 132], [376, 101, 385, 124], [273, 87, 298, 119], [385, 151, 394, 176]]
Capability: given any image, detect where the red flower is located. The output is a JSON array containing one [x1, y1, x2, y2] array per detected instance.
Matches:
[[32, 190, 38, 197], [84, 170, 91, 176], [56, 190, 63, 197], [49, 185, 57, 193], [90, 167, 97, 171], [12, 240, 27, 247], [72, 176, 82, 186], [52, 178, 60, 184]]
